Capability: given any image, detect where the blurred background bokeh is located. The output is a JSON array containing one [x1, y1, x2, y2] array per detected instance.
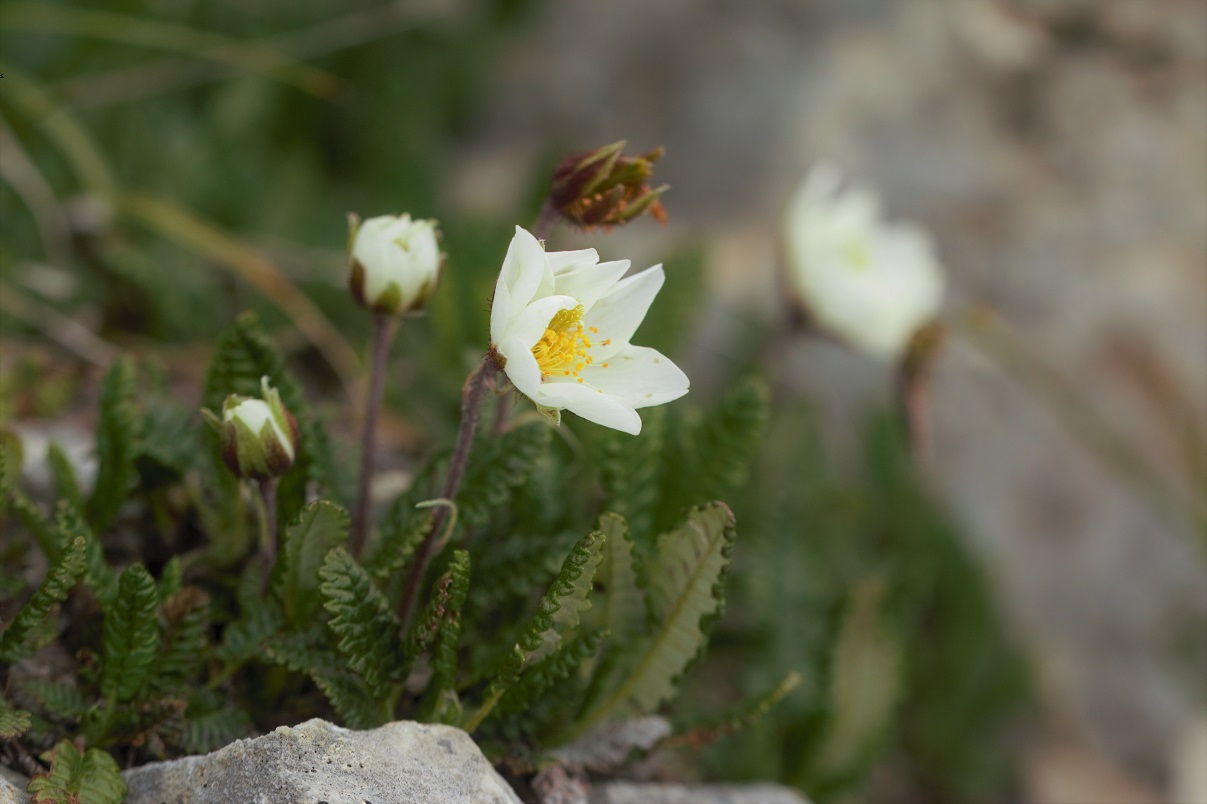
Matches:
[[2, 1, 1204, 802]]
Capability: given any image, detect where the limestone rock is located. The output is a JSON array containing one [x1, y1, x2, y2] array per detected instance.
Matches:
[[590, 782, 811, 804], [0, 766, 30, 804], [122, 718, 521, 804]]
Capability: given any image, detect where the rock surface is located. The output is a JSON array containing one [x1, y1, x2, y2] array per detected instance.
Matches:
[[590, 782, 811, 804], [0, 766, 29, 804], [121, 718, 522, 804]]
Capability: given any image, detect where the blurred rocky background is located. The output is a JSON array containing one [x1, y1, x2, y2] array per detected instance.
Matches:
[[447, 1, 1207, 800]]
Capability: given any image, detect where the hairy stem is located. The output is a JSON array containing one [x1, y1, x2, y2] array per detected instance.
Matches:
[[257, 477, 278, 589], [350, 314, 397, 557], [397, 353, 498, 628]]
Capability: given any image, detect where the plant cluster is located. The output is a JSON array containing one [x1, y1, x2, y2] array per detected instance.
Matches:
[[1, 223, 776, 801]]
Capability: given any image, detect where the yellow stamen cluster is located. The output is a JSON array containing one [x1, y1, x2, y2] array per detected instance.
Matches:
[[533, 304, 598, 380]]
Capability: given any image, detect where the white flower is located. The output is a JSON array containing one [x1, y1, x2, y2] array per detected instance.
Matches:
[[348, 213, 441, 314], [784, 164, 945, 359], [489, 226, 689, 435]]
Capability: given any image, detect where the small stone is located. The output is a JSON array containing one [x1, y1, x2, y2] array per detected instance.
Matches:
[[121, 718, 521, 804], [590, 782, 812, 804]]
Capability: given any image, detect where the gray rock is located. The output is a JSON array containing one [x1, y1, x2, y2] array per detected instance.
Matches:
[[122, 718, 521, 804], [590, 782, 811, 804], [0, 766, 30, 804]]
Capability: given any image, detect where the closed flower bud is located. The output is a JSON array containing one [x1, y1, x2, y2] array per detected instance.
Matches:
[[348, 213, 442, 315], [204, 377, 300, 479], [548, 140, 669, 230]]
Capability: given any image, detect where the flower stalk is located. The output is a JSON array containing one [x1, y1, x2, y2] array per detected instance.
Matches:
[[350, 314, 398, 556], [397, 353, 499, 629], [257, 476, 279, 587], [896, 322, 945, 466]]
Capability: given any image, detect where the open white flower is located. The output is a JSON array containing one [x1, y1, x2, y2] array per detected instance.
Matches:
[[784, 164, 945, 359], [490, 226, 689, 434]]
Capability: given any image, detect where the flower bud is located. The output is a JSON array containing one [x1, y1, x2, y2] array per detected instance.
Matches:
[[348, 213, 442, 315], [203, 377, 300, 479], [548, 140, 669, 230]]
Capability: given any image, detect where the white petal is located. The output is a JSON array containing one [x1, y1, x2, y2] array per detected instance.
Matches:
[[536, 382, 642, 435], [547, 248, 599, 275], [489, 278, 511, 346], [553, 260, 630, 311], [498, 336, 544, 401], [580, 345, 689, 409], [583, 264, 664, 352], [499, 227, 549, 312], [499, 294, 580, 351]]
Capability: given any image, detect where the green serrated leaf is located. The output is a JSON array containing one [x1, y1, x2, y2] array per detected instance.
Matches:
[[0, 699, 31, 738], [137, 398, 202, 480], [600, 405, 666, 539], [175, 706, 254, 756], [100, 564, 161, 702], [29, 740, 82, 804], [220, 595, 284, 664], [498, 627, 607, 719], [402, 559, 457, 672], [658, 377, 768, 531], [46, 442, 83, 510], [597, 513, 646, 638], [18, 678, 89, 721], [158, 556, 183, 600], [457, 421, 551, 527], [319, 547, 403, 700], [77, 747, 127, 804], [669, 671, 803, 749], [11, 492, 60, 564], [367, 503, 432, 584], [577, 503, 736, 732], [152, 586, 210, 694], [87, 356, 141, 533], [421, 550, 470, 724], [0, 536, 86, 661], [464, 531, 604, 732], [54, 500, 117, 607], [311, 667, 387, 730], [0, 442, 14, 517], [29, 740, 126, 804], [262, 624, 336, 675], [422, 550, 463, 690], [528, 530, 604, 664], [811, 579, 903, 782], [274, 501, 349, 624]]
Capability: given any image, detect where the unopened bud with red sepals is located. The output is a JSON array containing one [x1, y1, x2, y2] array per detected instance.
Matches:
[[548, 140, 669, 230]]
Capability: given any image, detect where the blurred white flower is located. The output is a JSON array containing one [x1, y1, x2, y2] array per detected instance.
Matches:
[[784, 164, 945, 359], [489, 226, 689, 434], [348, 213, 441, 315]]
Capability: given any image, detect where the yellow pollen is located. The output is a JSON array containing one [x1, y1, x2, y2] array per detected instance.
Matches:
[[602, 339, 611, 346], [589, 326, 599, 333], [601, 362, 608, 368], [532, 304, 594, 380]]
